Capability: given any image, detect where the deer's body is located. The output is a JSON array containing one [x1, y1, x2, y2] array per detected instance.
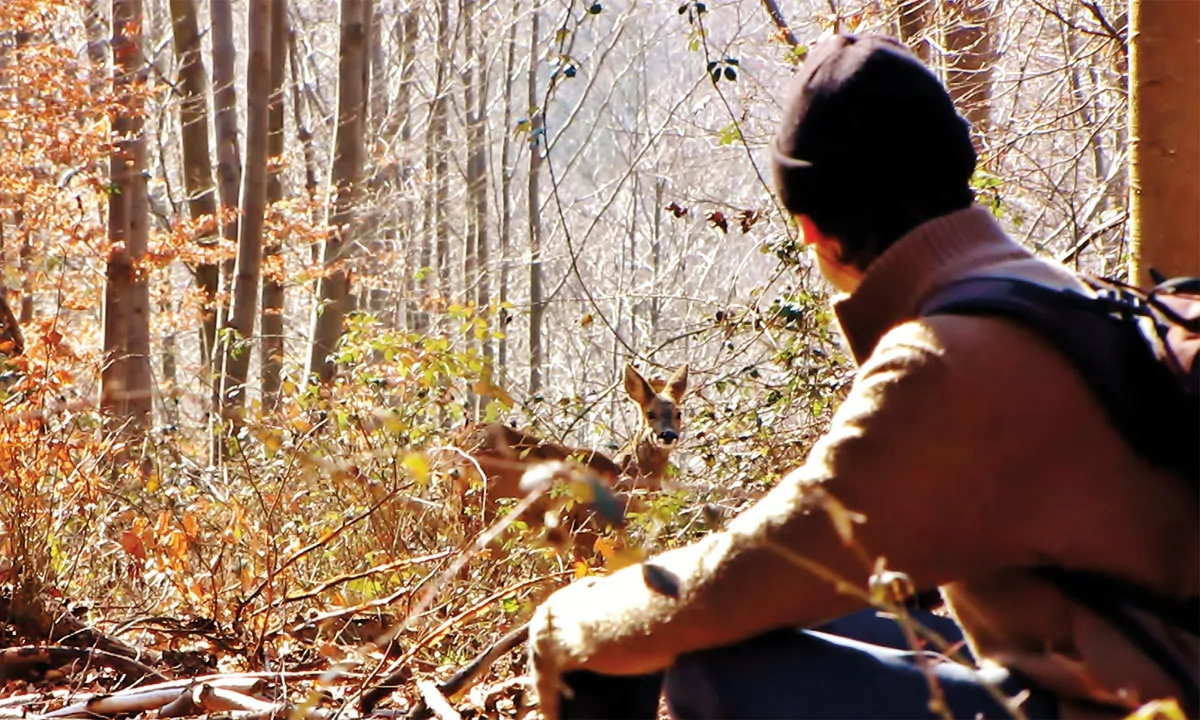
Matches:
[[450, 421, 623, 511]]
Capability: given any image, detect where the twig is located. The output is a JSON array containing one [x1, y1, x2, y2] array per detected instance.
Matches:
[[0, 645, 167, 687], [1080, 1, 1126, 51], [760, 0, 799, 47], [270, 550, 455, 608], [360, 572, 569, 714], [400, 624, 531, 720], [242, 489, 399, 608], [1056, 210, 1127, 266], [351, 483, 553, 712], [415, 680, 460, 720]]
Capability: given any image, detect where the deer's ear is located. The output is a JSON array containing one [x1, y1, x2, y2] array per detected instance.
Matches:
[[624, 363, 653, 407], [665, 364, 689, 402]]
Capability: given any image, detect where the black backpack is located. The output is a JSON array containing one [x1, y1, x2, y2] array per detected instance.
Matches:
[[922, 271, 1200, 715]]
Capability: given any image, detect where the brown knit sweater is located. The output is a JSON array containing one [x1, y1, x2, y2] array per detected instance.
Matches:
[[528, 205, 1200, 718]]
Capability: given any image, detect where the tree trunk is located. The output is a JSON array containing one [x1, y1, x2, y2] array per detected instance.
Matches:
[[210, 0, 242, 415], [306, 0, 367, 384], [1127, 0, 1199, 284], [651, 177, 664, 338], [1064, 7, 1108, 191], [471, 22, 490, 351], [527, 8, 544, 394], [365, 0, 390, 324], [217, 0, 272, 449], [160, 296, 178, 427], [414, 7, 441, 337], [941, 0, 993, 155], [497, 0, 518, 378], [353, 0, 373, 325], [210, 0, 242, 284], [415, 102, 434, 336], [463, 66, 478, 312], [464, 0, 489, 340], [625, 173, 638, 350], [17, 212, 32, 324], [396, 11, 418, 330], [101, 0, 153, 436], [287, 19, 320, 227], [83, 1, 109, 96], [432, 0, 451, 315], [260, 0, 287, 413], [895, 0, 930, 62], [168, 0, 219, 371]]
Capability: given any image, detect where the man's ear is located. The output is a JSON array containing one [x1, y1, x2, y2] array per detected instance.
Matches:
[[797, 215, 825, 248], [796, 214, 818, 246], [797, 215, 843, 261]]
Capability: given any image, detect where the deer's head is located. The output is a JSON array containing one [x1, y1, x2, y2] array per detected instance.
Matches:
[[624, 363, 689, 449]]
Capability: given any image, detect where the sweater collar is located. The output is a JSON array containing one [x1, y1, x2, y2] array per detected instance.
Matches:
[[832, 205, 1032, 363]]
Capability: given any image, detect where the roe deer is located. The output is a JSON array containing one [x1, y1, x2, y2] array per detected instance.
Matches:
[[612, 363, 689, 491], [446, 363, 690, 557]]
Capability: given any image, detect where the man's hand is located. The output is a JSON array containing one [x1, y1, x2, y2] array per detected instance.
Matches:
[[525, 541, 724, 718]]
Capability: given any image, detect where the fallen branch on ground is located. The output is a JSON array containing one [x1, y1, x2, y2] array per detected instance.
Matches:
[[0, 646, 168, 687]]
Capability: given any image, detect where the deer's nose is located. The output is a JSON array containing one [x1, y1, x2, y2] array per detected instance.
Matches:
[[659, 429, 679, 444]]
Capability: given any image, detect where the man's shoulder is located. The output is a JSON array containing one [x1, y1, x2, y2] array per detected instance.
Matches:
[[871, 309, 1079, 387], [883, 258, 1096, 369]]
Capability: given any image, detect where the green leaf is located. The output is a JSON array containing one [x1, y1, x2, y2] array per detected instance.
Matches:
[[717, 122, 742, 146], [786, 44, 810, 67]]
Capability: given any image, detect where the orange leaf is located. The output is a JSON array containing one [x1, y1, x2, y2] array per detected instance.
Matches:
[[182, 513, 199, 540], [119, 530, 146, 560], [573, 560, 591, 579]]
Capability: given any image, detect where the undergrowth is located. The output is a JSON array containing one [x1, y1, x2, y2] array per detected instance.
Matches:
[[0, 289, 849, 710]]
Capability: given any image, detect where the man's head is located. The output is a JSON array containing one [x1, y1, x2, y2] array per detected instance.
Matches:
[[771, 34, 978, 281]]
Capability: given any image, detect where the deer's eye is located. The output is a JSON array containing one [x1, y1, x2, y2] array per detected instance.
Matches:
[[647, 412, 657, 420], [675, 411, 682, 420]]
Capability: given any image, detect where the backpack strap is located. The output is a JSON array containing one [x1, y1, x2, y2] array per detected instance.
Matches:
[[1032, 565, 1199, 717], [921, 276, 1200, 715], [921, 277, 1196, 479]]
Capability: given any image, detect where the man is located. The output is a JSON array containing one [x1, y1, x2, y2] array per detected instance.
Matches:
[[525, 34, 1199, 719]]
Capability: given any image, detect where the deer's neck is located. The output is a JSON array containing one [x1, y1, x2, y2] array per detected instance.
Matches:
[[616, 427, 672, 488]]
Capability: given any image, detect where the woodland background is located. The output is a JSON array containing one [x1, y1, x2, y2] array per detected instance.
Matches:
[[0, 0, 1196, 717]]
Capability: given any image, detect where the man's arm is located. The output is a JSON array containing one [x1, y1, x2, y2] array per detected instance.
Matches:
[[529, 321, 1044, 708]]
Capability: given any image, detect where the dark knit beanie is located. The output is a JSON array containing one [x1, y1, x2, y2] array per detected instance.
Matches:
[[771, 34, 977, 220]]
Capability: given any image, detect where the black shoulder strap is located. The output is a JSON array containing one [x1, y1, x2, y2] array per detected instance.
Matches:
[[921, 276, 1191, 477]]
